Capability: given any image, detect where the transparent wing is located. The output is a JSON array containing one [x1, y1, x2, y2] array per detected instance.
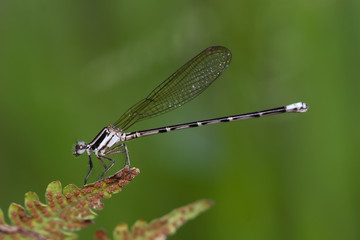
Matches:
[[113, 46, 232, 130]]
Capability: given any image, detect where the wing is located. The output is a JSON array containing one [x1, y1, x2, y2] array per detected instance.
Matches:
[[113, 46, 232, 130]]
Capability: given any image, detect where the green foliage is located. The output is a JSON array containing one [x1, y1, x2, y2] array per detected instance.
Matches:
[[94, 199, 213, 240]]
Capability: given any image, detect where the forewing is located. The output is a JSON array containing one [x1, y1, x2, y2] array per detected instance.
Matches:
[[113, 46, 232, 130]]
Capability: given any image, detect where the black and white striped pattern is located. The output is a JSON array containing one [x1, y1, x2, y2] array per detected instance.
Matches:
[[124, 102, 308, 141], [73, 46, 309, 186]]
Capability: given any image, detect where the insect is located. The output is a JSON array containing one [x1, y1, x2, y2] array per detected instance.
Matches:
[[73, 46, 308, 185]]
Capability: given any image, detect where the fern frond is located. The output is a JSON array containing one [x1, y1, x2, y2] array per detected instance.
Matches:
[[94, 199, 213, 240], [0, 167, 140, 240]]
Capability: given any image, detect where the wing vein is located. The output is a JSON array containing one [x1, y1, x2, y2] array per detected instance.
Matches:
[[113, 46, 232, 131]]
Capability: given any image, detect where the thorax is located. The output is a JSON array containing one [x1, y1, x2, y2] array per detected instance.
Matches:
[[89, 125, 123, 154]]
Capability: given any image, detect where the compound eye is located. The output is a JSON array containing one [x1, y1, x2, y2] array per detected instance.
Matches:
[[73, 141, 87, 156]]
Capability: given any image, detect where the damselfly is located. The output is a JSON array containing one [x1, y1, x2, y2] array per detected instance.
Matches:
[[74, 46, 308, 185]]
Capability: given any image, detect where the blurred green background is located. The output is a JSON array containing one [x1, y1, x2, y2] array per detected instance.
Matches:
[[0, 0, 359, 239]]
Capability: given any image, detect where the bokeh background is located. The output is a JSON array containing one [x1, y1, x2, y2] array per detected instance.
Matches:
[[0, 0, 359, 239]]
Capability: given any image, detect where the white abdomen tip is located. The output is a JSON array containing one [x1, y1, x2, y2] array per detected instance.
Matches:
[[285, 102, 308, 113]]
